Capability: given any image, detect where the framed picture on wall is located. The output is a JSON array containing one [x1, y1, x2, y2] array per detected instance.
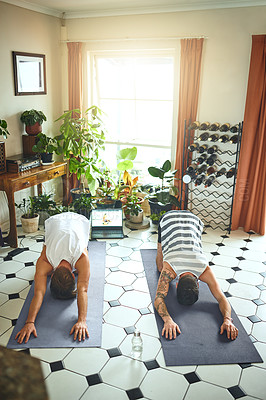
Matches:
[[12, 51, 47, 96]]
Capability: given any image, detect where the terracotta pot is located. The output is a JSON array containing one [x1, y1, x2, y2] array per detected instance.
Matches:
[[21, 214, 39, 233], [129, 210, 144, 224], [25, 122, 42, 136]]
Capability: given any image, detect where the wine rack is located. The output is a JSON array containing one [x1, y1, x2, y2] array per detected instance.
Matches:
[[180, 121, 243, 232]]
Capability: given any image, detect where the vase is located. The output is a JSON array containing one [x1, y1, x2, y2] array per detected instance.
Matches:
[[25, 122, 42, 136]]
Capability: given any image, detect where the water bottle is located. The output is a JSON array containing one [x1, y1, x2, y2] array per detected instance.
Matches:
[[131, 330, 143, 359]]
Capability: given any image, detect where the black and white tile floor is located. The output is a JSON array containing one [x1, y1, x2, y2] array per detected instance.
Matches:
[[0, 223, 266, 400]]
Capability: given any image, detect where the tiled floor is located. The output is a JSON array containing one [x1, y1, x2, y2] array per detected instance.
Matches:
[[1, 222, 266, 400]]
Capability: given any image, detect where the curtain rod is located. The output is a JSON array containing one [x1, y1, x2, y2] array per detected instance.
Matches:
[[61, 36, 207, 43]]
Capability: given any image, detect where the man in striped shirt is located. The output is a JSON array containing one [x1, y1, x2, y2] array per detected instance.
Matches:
[[155, 210, 238, 341]]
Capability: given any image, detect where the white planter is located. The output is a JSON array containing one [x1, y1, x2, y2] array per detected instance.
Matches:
[[21, 214, 39, 233], [129, 210, 144, 224]]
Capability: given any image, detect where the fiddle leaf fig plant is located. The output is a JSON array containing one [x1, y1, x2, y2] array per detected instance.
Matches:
[[54, 106, 106, 195]]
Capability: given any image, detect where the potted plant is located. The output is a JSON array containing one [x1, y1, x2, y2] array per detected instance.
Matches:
[[20, 109, 47, 135], [54, 106, 106, 196], [31, 192, 57, 225], [122, 193, 144, 224], [0, 118, 10, 174], [150, 210, 166, 225], [15, 197, 39, 233], [96, 168, 116, 208], [147, 160, 180, 216], [71, 194, 95, 219], [32, 132, 57, 164], [113, 147, 137, 203]]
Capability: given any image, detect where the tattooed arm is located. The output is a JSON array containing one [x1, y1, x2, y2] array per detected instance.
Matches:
[[154, 262, 181, 340]]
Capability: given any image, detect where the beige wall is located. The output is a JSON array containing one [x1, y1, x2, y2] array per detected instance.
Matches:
[[65, 6, 266, 123], [0, 2, 62, 228]]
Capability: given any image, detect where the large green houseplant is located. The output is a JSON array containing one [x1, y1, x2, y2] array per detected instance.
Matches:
[[20, 109, 47, 135], [32, 132, 57, 163], [54, 106, 106, 195]]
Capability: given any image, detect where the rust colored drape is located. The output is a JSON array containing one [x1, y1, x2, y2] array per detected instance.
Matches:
[[231, 35, 266, 235], [66, 42, 83, 202], [175, 38, 204, 202]]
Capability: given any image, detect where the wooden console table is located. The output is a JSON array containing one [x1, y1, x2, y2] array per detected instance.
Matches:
[[0, 161, 69, 248]]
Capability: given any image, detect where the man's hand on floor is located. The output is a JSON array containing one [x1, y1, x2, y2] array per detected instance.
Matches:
[[70, 321, 89, 341], [15, 322, 37, 344], [220, 320, 238, 340], [162, 317, 181, 340]]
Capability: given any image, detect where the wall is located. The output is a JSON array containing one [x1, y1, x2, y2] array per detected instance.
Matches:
[[0, 2, 62, 229], [65, 6, 266, 123]]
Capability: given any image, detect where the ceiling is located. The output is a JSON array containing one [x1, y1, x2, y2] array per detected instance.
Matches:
[[3, 0, 266, 18]]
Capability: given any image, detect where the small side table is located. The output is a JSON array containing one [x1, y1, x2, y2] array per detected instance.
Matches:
[[0, 161, 69, 248]]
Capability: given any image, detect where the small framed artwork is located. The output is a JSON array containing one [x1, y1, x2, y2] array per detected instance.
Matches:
[[12, 51, 47, 96]]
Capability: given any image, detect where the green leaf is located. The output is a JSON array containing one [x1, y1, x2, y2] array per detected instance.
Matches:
[[162, 160, 171, 173], [117, 147, 137, 161], [148, 167, 165, 179], [117, 160, 133, 171]]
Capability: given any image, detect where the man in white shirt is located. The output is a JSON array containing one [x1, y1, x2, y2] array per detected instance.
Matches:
[[155, 210, 238, 341], [15, 212, 91, 344]]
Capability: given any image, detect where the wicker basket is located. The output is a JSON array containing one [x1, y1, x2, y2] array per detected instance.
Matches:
[[0, 142, 6, 175]]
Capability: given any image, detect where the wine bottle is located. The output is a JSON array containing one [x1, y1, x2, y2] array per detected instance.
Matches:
[[216, 167, 226, 177], [188, 143, 199, 152], [186, 164, 198, 173], [230, 135, 238, 144], [196, 153, 207, 165], [194, 174, 206, 186], [206, 154, 217, 166], [219, 123, 230, 132], [207, 145, 218, 154], [199, 144, 208, 153], [199, 122, 210, 130], [226, 168, 236, 178], [206, 166, 217, 176], [208, 133, 219, 142], [197, 132, 209, 141], [197, 164, 207, 174], [189, 121, 200, 130], [230, 124, 239, 133], [205, 175, 216, 187], [218, 135, 230, 143], [209, 122, 220, 131]]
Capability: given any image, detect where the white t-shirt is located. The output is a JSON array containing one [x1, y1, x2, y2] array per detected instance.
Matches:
[[44, 212, 90, 270]]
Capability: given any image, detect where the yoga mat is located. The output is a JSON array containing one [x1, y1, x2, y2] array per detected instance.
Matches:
[[7, 241, 106, 349], [141, 249, 263, 366]]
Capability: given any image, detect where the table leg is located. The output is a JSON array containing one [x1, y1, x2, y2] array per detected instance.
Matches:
[[5, 188, 18, 248]]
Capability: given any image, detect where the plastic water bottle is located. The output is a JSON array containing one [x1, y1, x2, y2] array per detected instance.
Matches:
[[131, 330, 143, 359]]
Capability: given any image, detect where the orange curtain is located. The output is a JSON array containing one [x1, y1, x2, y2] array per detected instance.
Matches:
[[66, 42, 83, 202], [175, 38, 204, 202], [231, 35, 266, 235]]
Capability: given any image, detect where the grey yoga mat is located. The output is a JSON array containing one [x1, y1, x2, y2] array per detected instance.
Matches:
[[141, 249, 263, 366], [7, 241, 106, 349]]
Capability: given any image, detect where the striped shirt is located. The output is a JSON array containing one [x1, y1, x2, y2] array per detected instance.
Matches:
[[158, 210, 208, 278]]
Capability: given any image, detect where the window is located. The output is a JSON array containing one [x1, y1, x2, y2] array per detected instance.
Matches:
[[91, 51, 176, 182]]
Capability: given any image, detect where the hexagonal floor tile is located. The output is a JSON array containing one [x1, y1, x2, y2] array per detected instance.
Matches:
[[196, 364, 241, 388], [156, 349, 196, 374], [228, 297, 257, 317], [229, 282, 261, 300], [0, 277, 29, 295], [104, 283, 124, 301], [256, 304, 266, 321], [119, 291, 151, 309], [185, 380, 233, 400], [140, 367, 188, 400], [64, 348, 109, 376], [107, 246, 133, 258], [0, 316, 12, 335], [136, 314, 159, 338], [132, 277, 149, 293], [240, 366, 266, 399], [100, 356, 147, 390], [101, 323, 126, 349], [80, 383, 128, 400], [0, 298, 24, 319], [105, 271, 136, 287], [234, 270, 264, 286], [211, 265, 235, 280], [118, 237, 143, 249], [0, 260, 25, 274], [104, 306, 141, 327], [119, 260, 144, 274], [119, 332, 161, 361], [30, 348, 72, 363], [12, 250, 40, 263], [252, 321, 266, 342], [45, 369, 88, 400], [105, 255, 122, 269]]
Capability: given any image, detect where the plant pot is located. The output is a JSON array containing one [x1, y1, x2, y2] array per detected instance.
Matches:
[[129, 210, 144, 224], [21, 214, 39, 233], [25, 122, 42, 136], [40, 152, 53, 164], [70, 188, 91, 201], [114, 199, 122, 209], [148, 197, 172, 216], [38, 211, 50, 225], [96, 198, 115, 209]]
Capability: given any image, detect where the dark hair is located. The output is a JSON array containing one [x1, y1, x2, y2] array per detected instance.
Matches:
[[50, 266, 76, 300], [176, 274, 199, 305]]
